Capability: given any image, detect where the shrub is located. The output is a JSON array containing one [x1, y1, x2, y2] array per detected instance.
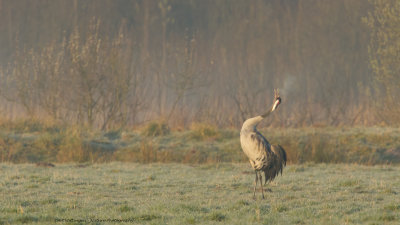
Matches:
[[141, 121, 170, 137], [31, 133, 62, 162], [0, 118, 63, 133], [189, 123, 220, 141], [0, 136, 23, 162], [139, 139, 157, 163], [56, 128, 87, 163], [104, 130, 121, 140]]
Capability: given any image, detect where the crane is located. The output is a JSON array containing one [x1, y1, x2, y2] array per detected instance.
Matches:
[[240, 89, 287, 199]]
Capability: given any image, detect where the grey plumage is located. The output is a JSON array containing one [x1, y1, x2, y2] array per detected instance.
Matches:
[[240, 90, 286, 199], [265, 144, 287, 183]]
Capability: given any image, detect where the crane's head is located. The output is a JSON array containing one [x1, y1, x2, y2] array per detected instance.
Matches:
[[272, 89, 281, 111]]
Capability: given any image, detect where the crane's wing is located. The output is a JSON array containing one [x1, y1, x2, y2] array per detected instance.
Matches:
[[240, 131, 272, 170], [271, 144, 287, 174], [263, 144, 287, 184]]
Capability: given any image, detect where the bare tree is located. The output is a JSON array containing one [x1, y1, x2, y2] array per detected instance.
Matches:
[[67, 19, 106, 127], [166, 33, 205, 123], [0, 48, 38, 117], [364, 0, 400, 124]]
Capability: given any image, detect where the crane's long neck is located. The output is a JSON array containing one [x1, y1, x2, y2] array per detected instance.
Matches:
[[241, 103, 277, 132], [260, 110, 273, 119]]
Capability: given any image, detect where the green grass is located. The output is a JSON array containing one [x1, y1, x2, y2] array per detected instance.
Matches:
[[1, 163, 399, 224]]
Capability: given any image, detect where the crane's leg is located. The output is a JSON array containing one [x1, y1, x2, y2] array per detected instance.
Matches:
[[259, 173, 265, 199], [253, 171, 258, 199]]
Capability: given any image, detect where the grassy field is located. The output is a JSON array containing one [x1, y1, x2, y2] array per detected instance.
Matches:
[[1, 163, 399, 225]]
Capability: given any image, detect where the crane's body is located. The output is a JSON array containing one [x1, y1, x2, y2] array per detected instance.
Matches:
[[240, 116, 273, 171], [240, 90, 286, 199]]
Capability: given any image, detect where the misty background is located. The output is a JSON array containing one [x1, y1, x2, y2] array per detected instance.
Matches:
[[0, 0, 399, 130]]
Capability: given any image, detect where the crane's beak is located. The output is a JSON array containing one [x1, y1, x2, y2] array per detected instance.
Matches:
[[272, 98, 281, 111]]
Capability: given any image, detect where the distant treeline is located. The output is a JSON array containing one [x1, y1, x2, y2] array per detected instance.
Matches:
[[0, 0, 399, 129]]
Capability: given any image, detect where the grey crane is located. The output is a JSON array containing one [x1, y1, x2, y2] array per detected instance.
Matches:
[[240, 89, 287, 199]]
